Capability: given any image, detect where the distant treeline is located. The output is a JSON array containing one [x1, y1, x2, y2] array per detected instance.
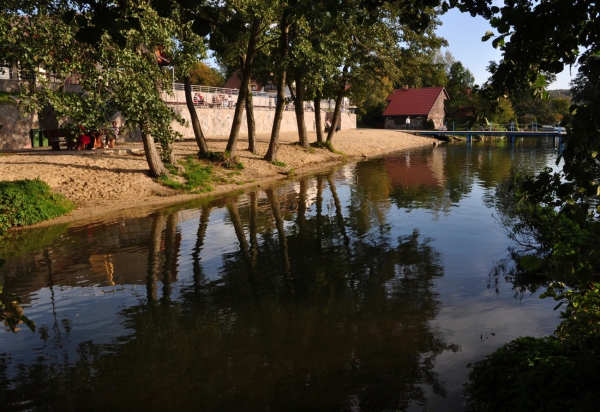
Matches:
[[548, 89, 571, 99]]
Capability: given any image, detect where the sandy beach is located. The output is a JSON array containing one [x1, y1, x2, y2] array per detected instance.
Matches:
[[0, 129, 435, 226]]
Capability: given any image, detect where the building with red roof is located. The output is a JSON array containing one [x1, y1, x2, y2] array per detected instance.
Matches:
[[382, 86, 449, 130]]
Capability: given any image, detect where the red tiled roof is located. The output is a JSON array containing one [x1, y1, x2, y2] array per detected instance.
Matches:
[[382, 87, 448, 117], [224, 69, 264, 91]]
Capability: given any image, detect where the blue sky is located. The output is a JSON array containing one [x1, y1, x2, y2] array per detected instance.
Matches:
[[437, 9, 576, 90]]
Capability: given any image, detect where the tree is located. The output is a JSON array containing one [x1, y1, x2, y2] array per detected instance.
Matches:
[[184, 62, 225, 86], [1, 1, 184, 177]]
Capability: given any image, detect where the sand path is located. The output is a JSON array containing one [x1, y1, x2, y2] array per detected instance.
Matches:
[[0, 129, 435, 226]]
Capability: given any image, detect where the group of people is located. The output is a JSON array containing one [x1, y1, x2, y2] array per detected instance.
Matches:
[[76, 121, 121, 150], [212, 94, 235, 108], [193, 93, 235, 108], [193, 93, 206, 106]]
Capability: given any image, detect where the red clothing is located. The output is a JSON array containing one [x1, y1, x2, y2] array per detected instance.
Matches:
[[78, 134, 91, 145]]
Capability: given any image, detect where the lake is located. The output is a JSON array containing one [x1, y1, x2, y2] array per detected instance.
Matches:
[[0, 137, 563, 411]]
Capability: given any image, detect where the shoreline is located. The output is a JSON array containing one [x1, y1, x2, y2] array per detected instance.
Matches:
[[0, 129, 437, 230]]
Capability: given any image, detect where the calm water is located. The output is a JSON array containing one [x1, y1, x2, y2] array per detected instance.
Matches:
[[0, 137, 563, 411]]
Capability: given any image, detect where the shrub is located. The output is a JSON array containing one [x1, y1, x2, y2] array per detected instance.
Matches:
[[464, 336, 600, 412], [465, 284, 600, 412], [0, 179, 74, 235]]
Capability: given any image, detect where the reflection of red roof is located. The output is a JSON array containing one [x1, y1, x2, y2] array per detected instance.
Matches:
[[224, 69, 264, 91], [385, 156, 440, 188], [382, 87, 448, 116]]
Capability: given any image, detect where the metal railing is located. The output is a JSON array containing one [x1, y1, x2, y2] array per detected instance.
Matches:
[[165, 82, 354, 112]]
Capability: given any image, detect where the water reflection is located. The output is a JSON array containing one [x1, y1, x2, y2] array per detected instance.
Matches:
[[0, 138, 561, 411]]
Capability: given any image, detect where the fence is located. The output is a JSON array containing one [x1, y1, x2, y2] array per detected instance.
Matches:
[[163, 83, 350, 113], [444, 121, 565, 133]]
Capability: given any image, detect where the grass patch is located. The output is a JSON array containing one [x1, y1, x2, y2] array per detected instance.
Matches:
[[0, 179, 75, 235], [159, 155, 214, 194], [310, 141, 345, 156], [201, 150, 244, 169], [0, 91, 18, 105], [271, 159, 287, 167]]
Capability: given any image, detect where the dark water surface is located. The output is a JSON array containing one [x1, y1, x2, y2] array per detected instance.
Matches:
[[1, 137, 562, 411]]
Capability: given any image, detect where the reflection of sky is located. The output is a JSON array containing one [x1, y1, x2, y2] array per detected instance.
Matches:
[[177, 207, 239, 282]]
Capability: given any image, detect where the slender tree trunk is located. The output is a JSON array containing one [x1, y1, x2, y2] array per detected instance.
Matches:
[[249, 192, 259, 266], [265, 72, 287, 161], [146, 213, 167, 303], [246, 81, 257, 154], [192, 206, 210, 296], [266, 188, 293, 292], [265, 20, 291, 162], [184, 75, 208, 156], [227, 17, 260, 156], [326, 65, 348, 144], [314, 96, 323, 143], [161, 212, 179, 304], [315, 175, 324, 254], [293, 71, 308, 149], [227, 198, 263, 309], [140, 121, 169, 177]]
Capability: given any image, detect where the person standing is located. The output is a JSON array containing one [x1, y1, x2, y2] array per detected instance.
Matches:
[[108, 121, 120, 148], [405, 116, 411, 130]]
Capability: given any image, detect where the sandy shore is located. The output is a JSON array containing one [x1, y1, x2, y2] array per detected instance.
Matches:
[[0, 129, 435, 226]]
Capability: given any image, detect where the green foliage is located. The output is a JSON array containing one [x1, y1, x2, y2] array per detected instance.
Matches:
[[466, 283, 600, 411], [0, 91, 17, 104], [183, 62, 225, 86], [310, 141, 344, 156], [542, 283, 600, 350], [159, 156, 213, 194], [464, 335, 600, 412], [0, 224, 69, 261], [270, 160, 286, 167], [0, 179, 74, 235], [423, 119, 435, 130], [0, 290, 36, 333], [200, 151, 244, 170]]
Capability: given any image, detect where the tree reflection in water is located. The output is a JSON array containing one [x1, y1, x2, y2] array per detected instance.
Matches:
[[0, 172, 458, 411]]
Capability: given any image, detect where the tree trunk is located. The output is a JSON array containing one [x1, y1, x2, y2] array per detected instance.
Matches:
[[314, 96, 323, 143], [192, 206, 210, 296], [184, 75, 208, 156], [246, 81, 257, 154], [140, 121, 170, 177], [160, 213, 177, 303], [146, 212, 167, 303], [265, 20, 291, 162], [226, 17, 260, 156], [293, 71, 308, 149], [266, 188, 293, 292], [326, 65, 348, 144], [315, 174, 324, 254]]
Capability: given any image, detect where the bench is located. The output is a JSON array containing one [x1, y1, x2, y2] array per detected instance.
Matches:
[[43, 129, 74, 150]]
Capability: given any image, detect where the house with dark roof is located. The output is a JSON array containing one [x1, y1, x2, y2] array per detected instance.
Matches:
[[382, 86, 449, 130]]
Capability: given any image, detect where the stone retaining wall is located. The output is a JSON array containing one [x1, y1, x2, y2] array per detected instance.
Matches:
[[0, 103, 356, 150], [170, 105, 356, 138]]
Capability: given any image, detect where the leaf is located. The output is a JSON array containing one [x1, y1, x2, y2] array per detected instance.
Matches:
[[482, 31, 495, 42], [520, 255, 542, 271]]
